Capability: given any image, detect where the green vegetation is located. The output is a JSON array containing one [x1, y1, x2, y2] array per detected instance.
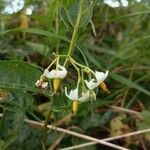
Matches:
[[0, 0, 150, 150]]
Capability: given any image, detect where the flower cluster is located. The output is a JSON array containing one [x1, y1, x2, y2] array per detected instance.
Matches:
[[35, 57, 109, 114]]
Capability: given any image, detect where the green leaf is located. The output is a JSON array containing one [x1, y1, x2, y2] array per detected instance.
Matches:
[[26, 41, 51, 57], [109, 10, 150, 22], [0, 60, 42, 93], [0, 91, 34, 112], [0, 109, 43, 150], [0, 140, 4, 150], [137, 110, 150, 130], [0, 28, 69, 42], [79, 99, 112, 117], [3, 134, 17, 150], [80, 112, 111, 129], [60, 0, 93, 27], [111, 72, 150, 96]]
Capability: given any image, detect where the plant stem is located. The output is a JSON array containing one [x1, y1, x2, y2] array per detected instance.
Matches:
[[55, 3, 59, 54], [64, 0, 83, 66], [69, 59, 81, 88], [69, 57, 95, 75]]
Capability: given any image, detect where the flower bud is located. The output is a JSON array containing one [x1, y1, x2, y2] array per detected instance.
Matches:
[[35, 79, 48, 89]]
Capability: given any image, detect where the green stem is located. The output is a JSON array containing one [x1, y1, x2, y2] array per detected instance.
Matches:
[[55, 4, 59, 54], [69, 57, 95, 76], [69, 59, 81, 88], [64, 0, 83, 66]]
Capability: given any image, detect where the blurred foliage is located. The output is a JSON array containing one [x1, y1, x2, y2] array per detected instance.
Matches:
[[0, 0, 150, 149]]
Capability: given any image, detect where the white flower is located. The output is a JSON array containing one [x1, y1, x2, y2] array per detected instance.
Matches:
[[35, 79, 48, 89], [95, 70, 109, 83], [44, 64, 67, 79], [65, 87, 78, 100], [65, 88, 95, 113], [85, 70, 109, 90], [65, 88, 93, 102]]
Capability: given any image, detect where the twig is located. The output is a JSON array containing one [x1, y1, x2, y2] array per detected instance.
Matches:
[[1, 113, 149, 150], [109, 105, 142, 118], [55, 113, 72, 126], [139, 135, 147, 150], [24, 119, 129, 150], [0, 114, 138, 150], [48, 133, 66, 150], [59, 128, 150, 150]]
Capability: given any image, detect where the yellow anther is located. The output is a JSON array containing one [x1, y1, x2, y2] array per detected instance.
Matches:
[[99, 82, 110, 93], [53, 79, 60, 93], [73, 100, 78, 114], [20, 14, 29, 28]]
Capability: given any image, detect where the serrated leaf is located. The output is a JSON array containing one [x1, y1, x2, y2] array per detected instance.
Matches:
[[0, 60, 42, 93], [0, 91, 34, 114], [0, 110, 43, 150]]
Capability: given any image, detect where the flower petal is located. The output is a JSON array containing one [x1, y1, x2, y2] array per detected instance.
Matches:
[[35, 79, 48, 89], [69, 88, 78, 100], [41, 82, 48, 88], [44, 65, 67, 79], [65, 87, 78, 100], [85, 79, 99, 90], [95, 70, 109, 83], [44, 69, 55, 78], [56, 70, 67, 78], [58, 65, 67, 78]]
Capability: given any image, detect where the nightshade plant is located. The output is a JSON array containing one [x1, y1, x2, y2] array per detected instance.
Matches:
[[35, 0, 109, 114], [33, 0, 110, 147], [2, 0, 150, 149]]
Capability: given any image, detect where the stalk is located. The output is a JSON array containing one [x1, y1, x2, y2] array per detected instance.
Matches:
[[64, 0, 83, 66]]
